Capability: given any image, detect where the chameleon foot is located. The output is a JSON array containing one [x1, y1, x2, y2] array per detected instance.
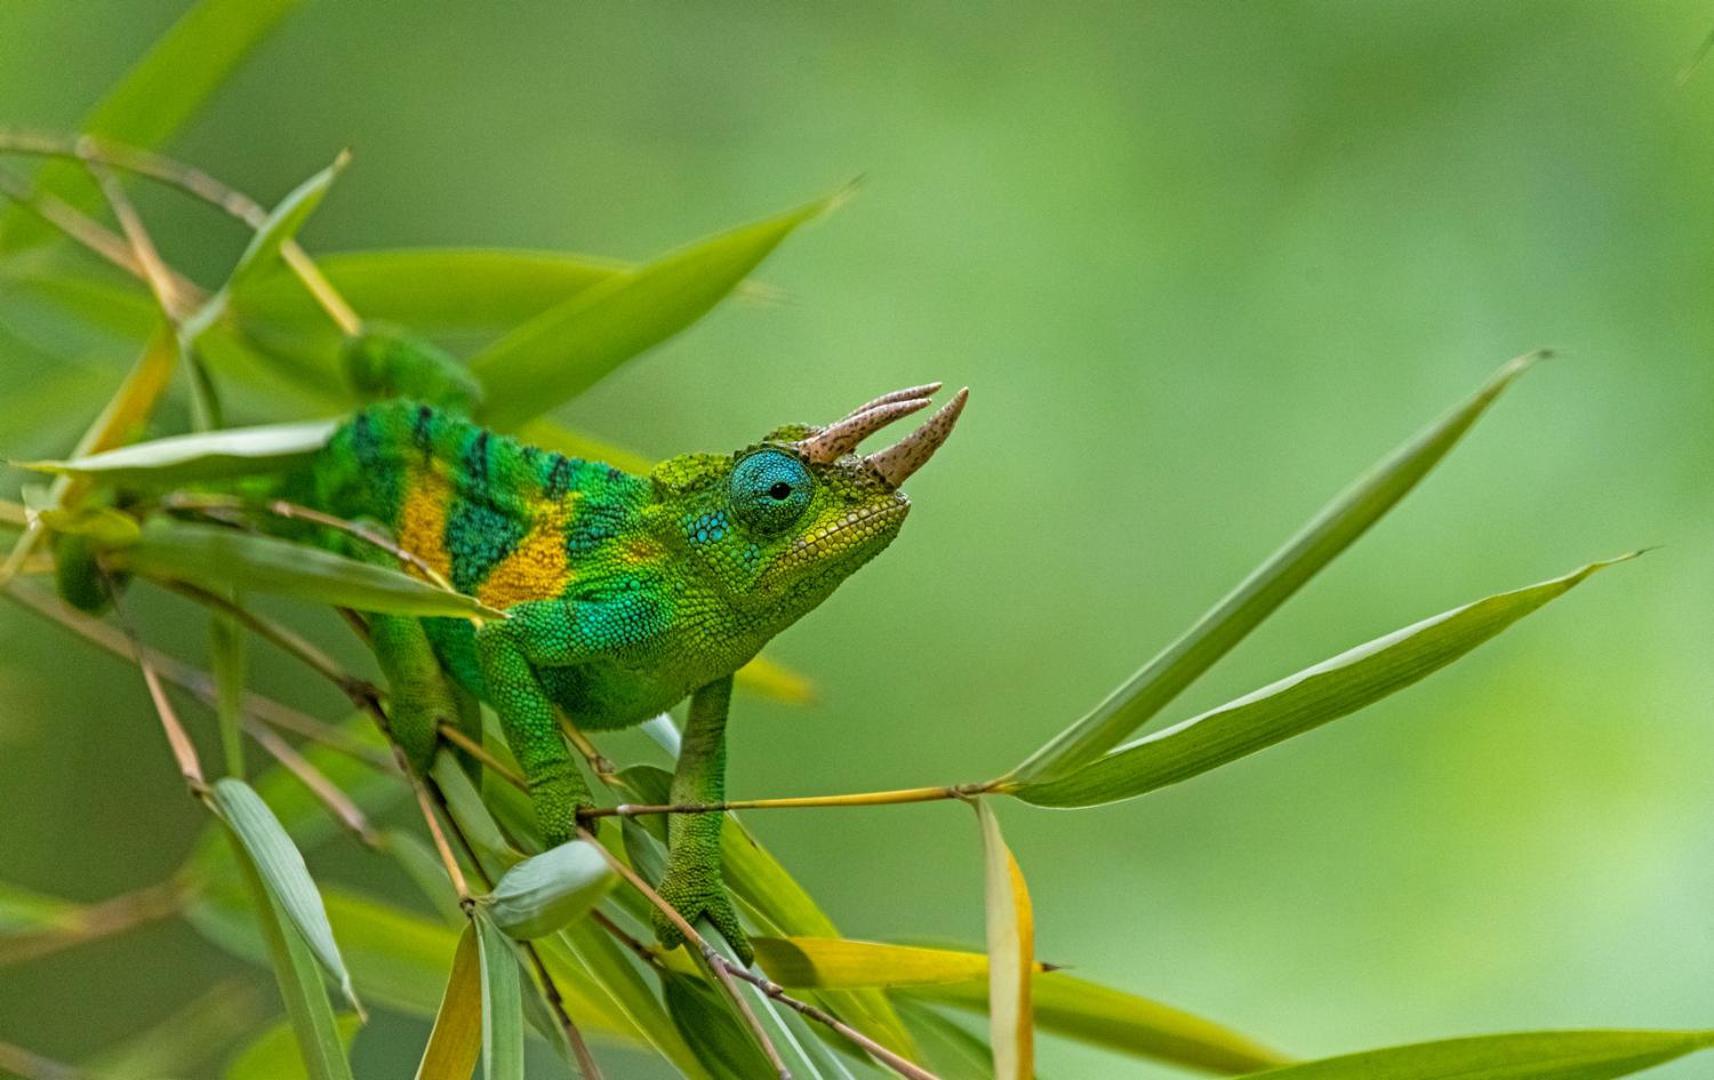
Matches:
[[654, 864, 752, 967]]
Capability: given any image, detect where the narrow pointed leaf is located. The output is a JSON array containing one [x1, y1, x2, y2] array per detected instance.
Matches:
[[664, 972, 777, 1080], [212, 778, 362, 1016], [225, 1012, 361, 1080], [903, 970, 1290, 1074], [473, 912, 525, 1080], [20, 419, 337, 486], [556, 917, 713, 1080], [1017, 555, 1631, 808], [112, 519, 506, 619], [226, 157, 348, 295], [415, 923, 483, 1080], [479, 840, 616, 940], [977, 802, 1033, 1080], [1013, 352, 1546, 782], [1238, 1029, 1714, 1080], [471, 190, 844, 428], [388, 829, 465, 927], [224, 833, 353, 1080], [0, 0, 301, 250]]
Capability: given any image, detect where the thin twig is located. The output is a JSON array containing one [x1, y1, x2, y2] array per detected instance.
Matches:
[[0, 879, 188, 969], [163, 492, 454, 592], [249, 723, 382, 847], [81, 151, 188, 320], [410, 766, 470, 901], [437, 722, 526, 790], [586, 781, 1003, 819], [1, 582, 392, 769], [578, 826, 940, 1080], [161, 579, 377, 700], [117, 598, 207, 794], [578, 829, 789, 1079], [0, 131, 360, 333]]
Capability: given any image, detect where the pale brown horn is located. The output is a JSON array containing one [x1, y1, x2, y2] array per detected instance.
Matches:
[[865, 387, 969, 488], [835, 382, 943, 423], [796, 397, 933, 463]]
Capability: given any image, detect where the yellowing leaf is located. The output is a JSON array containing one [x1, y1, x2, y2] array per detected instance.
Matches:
[[977, 802, 1033, 1080], [415, 924, 481, 1080]]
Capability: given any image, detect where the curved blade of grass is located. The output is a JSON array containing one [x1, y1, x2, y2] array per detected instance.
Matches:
[[225, 1012, 361, 1080], [0, 0, 301, 251], [1016, 554, 1631, 808], [977, 802, 1033, 1080], [556, 917, 713, 1080], [224, 835, 352, 1080], [20, 419, 337, 486], [664, 971, 778, 1080], [415, 923, 482, 1080], [211, 778, 362, 1017], [1238, 1029, 1714, 1079], [473, 912, 525, 1080], [112, 519, 506, 619], [1011, 352, 1546, 783], [471, 188, 847, 429]]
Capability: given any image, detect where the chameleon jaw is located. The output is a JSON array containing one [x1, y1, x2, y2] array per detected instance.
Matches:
[[793, 383, 970, 490]]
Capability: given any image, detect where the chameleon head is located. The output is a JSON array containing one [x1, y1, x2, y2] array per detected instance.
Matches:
[[654, 383, 968, 620]]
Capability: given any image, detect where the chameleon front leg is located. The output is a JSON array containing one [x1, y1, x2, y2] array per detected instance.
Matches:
[[654, 675, 750, 964]]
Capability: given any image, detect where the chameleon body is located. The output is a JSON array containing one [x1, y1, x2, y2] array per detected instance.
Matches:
[[296, 366, 967, 958]]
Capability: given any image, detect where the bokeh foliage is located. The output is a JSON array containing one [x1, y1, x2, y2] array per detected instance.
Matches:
[[2, 2, 1712, 1078]]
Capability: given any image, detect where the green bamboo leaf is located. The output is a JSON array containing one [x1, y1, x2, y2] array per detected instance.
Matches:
[[225, 1012, 361, 1080], [1236, 1029, 1714, 1080], [187, 881, 636, 1037], [663, 972, 779, 1080], [977, 802, 1033, 1080], [415, 923, 482, 1080], [479, 841, 616, 940], [902, 969, 1289, 1074], [211, 778, 363, 1016], [0, 880, 85, 932], [896, 1003, 997, 1080], [473, 912, 525, 1080], [228, 156, 349, 295], [1016, 555, 1631, 808], [387, 829, 465, 927], [471, 189, 846, 429], [85, 980, 264, 1079], [1011, 352, 1546, 783], [111, 519, 506, 619], [0, 0, 301, 251], [19, 419, 337, 486], [184, 153, 350, 348], [555, 916, 713, 1080], [224, 833, 353, 1080], [618, 763, 915, 1056], [429, 756, 522, 868]]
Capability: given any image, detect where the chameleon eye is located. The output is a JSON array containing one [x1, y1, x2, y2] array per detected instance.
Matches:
[[731, 449, 813, 533]]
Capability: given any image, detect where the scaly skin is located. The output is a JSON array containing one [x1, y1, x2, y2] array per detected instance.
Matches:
[[300, 378, 965, 960]]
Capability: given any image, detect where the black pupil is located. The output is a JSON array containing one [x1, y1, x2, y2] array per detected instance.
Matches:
[[767, 481, 793, 500]]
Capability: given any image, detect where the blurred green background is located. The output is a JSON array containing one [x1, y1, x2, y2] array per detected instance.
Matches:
[[2, 2, 1712, 1076]]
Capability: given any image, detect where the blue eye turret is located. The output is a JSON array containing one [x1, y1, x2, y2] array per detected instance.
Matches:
[[731, 449, 813, 532]]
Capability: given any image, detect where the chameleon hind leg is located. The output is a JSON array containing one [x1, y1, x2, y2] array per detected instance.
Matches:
[[368, 614, 471, 775], [655, 675, 750, 964]]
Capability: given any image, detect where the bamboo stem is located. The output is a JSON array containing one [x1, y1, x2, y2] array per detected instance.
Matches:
[[586, 781, 1003, 819]]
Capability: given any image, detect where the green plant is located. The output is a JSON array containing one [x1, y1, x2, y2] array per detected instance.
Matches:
[[0, 5, 1701, 1079]]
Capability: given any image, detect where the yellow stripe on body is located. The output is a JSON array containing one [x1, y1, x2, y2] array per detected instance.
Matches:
[[477, 493, 578, 610], [398, 467, 455, 584]]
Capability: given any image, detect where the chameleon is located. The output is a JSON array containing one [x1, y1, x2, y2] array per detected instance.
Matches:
[[287, 340, 968, 960]]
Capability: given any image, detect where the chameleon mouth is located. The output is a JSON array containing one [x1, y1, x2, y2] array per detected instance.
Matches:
[[763, 499, 910, 584]]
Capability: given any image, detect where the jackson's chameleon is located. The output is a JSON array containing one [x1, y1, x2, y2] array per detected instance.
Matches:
[[289, 337, 967, 960]]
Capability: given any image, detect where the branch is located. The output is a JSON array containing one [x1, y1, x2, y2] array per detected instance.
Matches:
[[586, 781, 1002, 819], [578, 828, 941, 1080]]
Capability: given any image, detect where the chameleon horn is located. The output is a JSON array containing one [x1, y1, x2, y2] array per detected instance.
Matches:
[[796, 395, 933, 463], [834, 382, 943, 424], [865, 386, 969, 488]]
